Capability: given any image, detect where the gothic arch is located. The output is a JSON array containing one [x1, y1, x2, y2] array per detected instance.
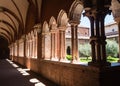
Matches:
[[49, 16, 57, 30], [33, 29, 37, 36], [57, 9, 68, 27], [111, 0, 120, 21], [31, 31, 34, 39], [42, 21, 50, 33], [69, 0, 84, 23]]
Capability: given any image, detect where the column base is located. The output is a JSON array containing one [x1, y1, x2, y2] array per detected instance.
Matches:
[[88, 61, 111, 68], [71, 59, 80, 64]]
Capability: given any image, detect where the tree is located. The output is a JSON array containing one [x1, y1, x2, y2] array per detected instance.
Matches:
[[79, 43, 91, 57], [106, 39, 119, 57]]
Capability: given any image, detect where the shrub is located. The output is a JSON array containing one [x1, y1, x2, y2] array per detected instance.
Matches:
[[66, 55, 72, 60], [79, 43, 91, 57], [106, 40, 119, 57], [107, 56, 119, 63]]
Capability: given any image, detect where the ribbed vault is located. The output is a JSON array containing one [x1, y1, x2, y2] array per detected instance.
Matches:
[[0, 0, 119, 45], [0, 0, 42, 44]]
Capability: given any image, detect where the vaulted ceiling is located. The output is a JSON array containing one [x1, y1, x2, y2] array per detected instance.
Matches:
[[0, 0, 42, 44], [0, 0, 119, 45]]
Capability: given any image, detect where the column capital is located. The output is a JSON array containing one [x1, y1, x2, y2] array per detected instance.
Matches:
[[68, 20, 80, 26], [58, 26, 67, 31], [83, 9, 111, 20], [115, 17, 120, 24]]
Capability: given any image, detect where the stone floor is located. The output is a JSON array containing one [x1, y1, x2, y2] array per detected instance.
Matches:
[[0, 59, 58, 86]]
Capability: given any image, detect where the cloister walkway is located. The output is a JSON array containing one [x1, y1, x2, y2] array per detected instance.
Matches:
[[0, 59, 58, 86]]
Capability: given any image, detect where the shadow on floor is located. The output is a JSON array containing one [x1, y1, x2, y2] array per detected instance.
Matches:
[[0, 59, 59, 86]]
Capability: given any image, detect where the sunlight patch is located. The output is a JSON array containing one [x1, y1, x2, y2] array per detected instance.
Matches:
[[35, 82, 46, 86], [29, 78, 40, 83]]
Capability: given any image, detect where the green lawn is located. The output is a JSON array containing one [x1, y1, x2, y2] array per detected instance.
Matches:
[[80, 56, 119, 63], [66, 55, 119, 63]]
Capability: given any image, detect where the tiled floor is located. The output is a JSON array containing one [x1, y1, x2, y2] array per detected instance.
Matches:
[[0, 59, 58, 86]]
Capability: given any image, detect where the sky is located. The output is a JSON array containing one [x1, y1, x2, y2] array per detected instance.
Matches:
[[79, 13, 115, 28]]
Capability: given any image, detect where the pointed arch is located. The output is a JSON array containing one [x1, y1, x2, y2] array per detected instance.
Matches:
[[49, 16, 57, 25], [42, 21, 50, 33], [31, 30, 34, 39], [111, 0, 120, 21], [28, 33, 31, 40], [49, 16, 57, 30], [26, 34, 29, 41], [57, 9, 68, 27], [33, 29, 37, 36], [69, 0, 84, 22]]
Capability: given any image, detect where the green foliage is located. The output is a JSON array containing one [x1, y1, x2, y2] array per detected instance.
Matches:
[[66, 55, 118, 63], [106, 40, 119, 57], [66, 55, 72, 60], [80, 57, 92, 62], [107, 56, 119, 63], [79, 43, 91, 57], [66, 40, 119, 63], [80, 56, 118, 63]]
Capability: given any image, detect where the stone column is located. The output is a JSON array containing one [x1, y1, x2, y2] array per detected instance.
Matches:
[[95, 14, 101, 62], [89, 16, 96, 62], [57, 30, 60, 60], [62, 31, 66, 60], [50, 31, 55, 60], [41, 33, 45, 59], [34, 36, 37, 58], [32, 38, 34, 58], [24, 36, 26, 58], [111, 0, 120, 62], [85, 10, 111, 67], [17, 40, 19, 57], [25, 39, 28, 57], [29, 39, 32, 57], [100, 14, 107, 62], [75, 25, 79, 60], [38, 32, 42, 59], [59, 30, 62, 61], [70, 22, 79, 63], [59, 27, 66, 61], [55, 32, 58, 59], [12, 43, 15, 61], [118, 21, 120, 62]]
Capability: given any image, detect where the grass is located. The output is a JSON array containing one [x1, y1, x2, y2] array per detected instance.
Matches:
[[66, 55, 119, 63], [80, 57, 92, 63], [107, 56, 119, 63]]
